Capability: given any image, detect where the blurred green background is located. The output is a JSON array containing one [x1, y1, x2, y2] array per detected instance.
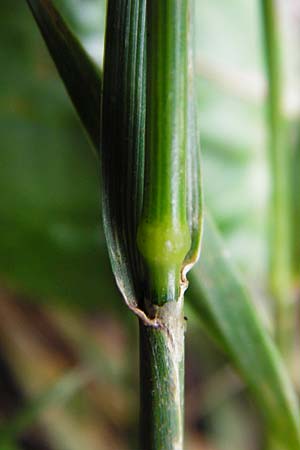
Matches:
[[0, 0, 299, 449]]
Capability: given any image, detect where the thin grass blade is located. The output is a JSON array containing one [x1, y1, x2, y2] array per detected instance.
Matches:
[[260, 0, 293, 355], [25, 0, 101, 151], [188, 216, 300, 449]]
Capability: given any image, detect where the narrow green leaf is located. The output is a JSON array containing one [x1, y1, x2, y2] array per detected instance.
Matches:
[[188, 216, 300, 449], [25, 0, 101, 151]]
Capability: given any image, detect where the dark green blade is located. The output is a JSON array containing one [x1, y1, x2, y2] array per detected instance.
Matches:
[[101, 0, 146, 311], [26, 0, 101, 151]]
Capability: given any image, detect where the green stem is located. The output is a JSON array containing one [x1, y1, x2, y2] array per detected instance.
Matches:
[[261, 0, 293, 355], [137, 0, 191, 305], [139, 300, 185, 450], [138, 1, 191, 448]]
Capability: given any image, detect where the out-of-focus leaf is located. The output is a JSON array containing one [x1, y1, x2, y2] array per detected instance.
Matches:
[[25, 0, 101, 151], [188, 216, 300, 449], [261, 0, 297, 359], [0, 0, 119, 311], [291, 122, 300, 279]]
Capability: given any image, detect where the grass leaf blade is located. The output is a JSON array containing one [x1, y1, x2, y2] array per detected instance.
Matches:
[[26, 0, 101, 151], [189, 216, 300, 449]]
